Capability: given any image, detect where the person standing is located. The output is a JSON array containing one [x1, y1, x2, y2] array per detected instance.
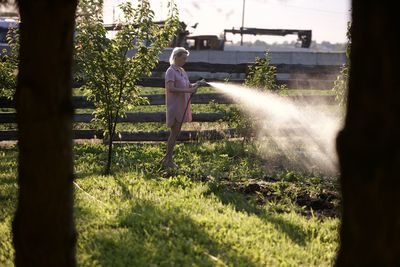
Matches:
[[160, 47, 200, 168]]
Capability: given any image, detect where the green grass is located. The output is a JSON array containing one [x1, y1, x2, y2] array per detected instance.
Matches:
[[0, 147, 17, 266], [0, 141, 339, 266], [73, 174, 338, 266]]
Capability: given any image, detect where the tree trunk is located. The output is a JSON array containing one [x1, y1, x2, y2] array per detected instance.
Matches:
[[12, 1, 78, 266], [105, 128, 114, 175], [336, 1, 400, 266]]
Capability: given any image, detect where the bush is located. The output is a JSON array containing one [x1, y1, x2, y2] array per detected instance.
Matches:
[[0, 26, 19, 99], [332, 21, 351, 111], [245, 50, 287, 92]]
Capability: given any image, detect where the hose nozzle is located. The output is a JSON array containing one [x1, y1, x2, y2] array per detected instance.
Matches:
[[196, 78, 209, 86]]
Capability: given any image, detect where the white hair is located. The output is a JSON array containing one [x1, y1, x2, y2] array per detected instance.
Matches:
[[169, 47, 190, 65]]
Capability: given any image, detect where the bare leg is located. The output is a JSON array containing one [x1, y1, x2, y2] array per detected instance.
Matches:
[[161, 121, 182, 167]]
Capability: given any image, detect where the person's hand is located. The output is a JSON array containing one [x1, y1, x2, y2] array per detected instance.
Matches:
[[190, 85, 198, 94], [189, 83, 199, 93], [197, 79, 207, 86]]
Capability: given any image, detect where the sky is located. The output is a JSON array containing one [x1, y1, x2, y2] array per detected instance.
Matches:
[[104, 0, 351, 44]]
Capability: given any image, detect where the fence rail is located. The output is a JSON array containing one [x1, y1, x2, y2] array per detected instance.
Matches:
[[0, 92, 336, 141], [71, 62, 341, 89], [0, 127, 308, 142], [0, 112, 226, 124], [0, 129, 242, 142], [138, 78, 335, 90], [148, 62, 341, 89], [153, 62, 341, 75], [0, 60, 340, 142], [0, 94, 335, 109]]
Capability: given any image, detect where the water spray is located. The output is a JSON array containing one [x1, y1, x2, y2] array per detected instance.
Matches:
[[207, 81, 341, 174]]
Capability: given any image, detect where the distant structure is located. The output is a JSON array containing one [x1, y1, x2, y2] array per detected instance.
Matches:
[[167, 22, 312, 50], [224, 27, 312, 49], [2, 18, 312, 51], [104, 21, 312, 50]]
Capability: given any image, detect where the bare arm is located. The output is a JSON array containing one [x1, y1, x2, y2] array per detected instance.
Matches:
[[166, 81, 198, 93]]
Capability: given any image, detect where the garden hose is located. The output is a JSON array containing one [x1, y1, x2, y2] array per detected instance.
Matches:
[[178, 79, 208, 130]]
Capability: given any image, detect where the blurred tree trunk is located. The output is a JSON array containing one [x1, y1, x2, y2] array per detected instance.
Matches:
[[12, 1, 78, 266], [336, 1, 400, 266]]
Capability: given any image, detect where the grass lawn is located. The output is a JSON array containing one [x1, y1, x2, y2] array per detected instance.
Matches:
[[0, 141, 339, 266]]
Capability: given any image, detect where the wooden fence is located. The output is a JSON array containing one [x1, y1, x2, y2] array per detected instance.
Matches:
[[141, 62, 341, 89], [0, 93, 335, 141], [0, 61, 341, 141]]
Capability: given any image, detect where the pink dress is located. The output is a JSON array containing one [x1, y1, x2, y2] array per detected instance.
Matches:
[[164, 64, 192, 127]]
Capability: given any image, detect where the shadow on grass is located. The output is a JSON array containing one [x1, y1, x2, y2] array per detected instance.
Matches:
[[72, 140, 269, 181], [0, 175, 17, 186], [0, 147, 18, 172], [73, 143, 167, 179], [206, 182, 311, 247], [70, 142, 321, 263], [89, 198, 258, 267], [0, 147, 18, 218]]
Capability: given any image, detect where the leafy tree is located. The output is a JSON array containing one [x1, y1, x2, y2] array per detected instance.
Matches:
[[245, 50, 288, 92], [0, 25, 18, 99], [332, 21, 351, 110], [74, 0, 179, 174]]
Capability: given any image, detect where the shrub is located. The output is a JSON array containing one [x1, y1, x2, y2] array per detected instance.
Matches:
[[0, 26, 18, 99], [245, 50, 287, 92], [332, 21, 351, 111]]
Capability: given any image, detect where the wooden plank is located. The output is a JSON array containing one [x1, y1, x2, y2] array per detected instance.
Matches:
[[1, 94, 336, 110], [141, 94, 163, 105], [69, 62, 340, 88], [74, 78, 336, 89], [73, 93, 233, 108], [134, 93, 336, 105], [71, 93, 232, 108], [0, 112, 16, 123], [0, 130, 17, 141], [0, 98, 14, 109], [277, 79, 335, 90], [73, 129, 103, 139], [144, 93, 337, 105], [112, 129, 242, 141], [0, 129, 241, 141], [153, 62, 341, 75], [275, 64, 341, 75], [138, 77, 335, 89], [154, 61, 249, 73], [72, 112, 225, 123], [142, 93, 233, 105], [287, 95, 336, 104], [0, 127, 314, 141], [0, 112, 225, 124], [72, 96, 95, 109]]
